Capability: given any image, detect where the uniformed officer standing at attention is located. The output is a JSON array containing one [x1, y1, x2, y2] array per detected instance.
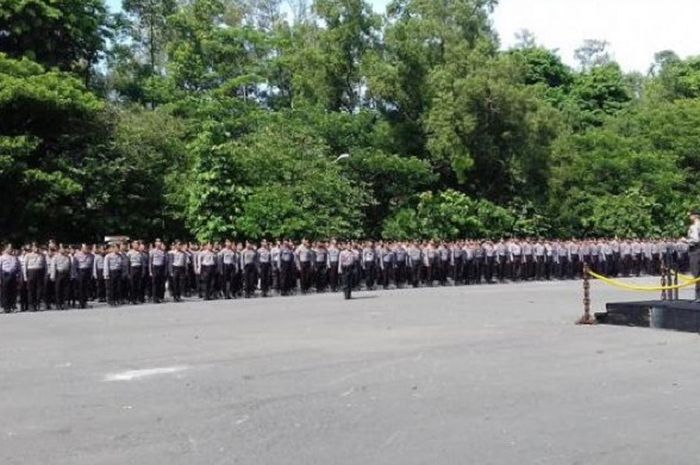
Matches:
[[395, 242, 408, 288], [198, 242, 217, 301], [0, 244, 20, 313], [296, 239, 314, 294], [73, 244, 94, 309], [327, 240, 340, 292], [126, 241, 144, 305], [314, 241, 329, 292], [278, 241, 295, 296], [407, 242, 422, 288], [103, 244, 122, 306], [218, 240, 236, 299], [93, 246, 106, 302], [23, 244, 46, 312], [168, 242, 187, 302], [687, 210, 700, 302], [241, 242, 258, 298], [149, 239, 167, 303], [50, 245, 73, 310], [258, 240, 272, 297], [338, 243, 356, 300], [380, 243, 395, 289], [271, 241, 281, 293]]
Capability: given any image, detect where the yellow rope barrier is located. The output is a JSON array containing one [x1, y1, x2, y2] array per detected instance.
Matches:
[[587, 269, 700, 292]]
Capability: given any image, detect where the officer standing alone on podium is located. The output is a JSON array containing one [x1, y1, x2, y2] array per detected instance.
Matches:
[[688, 210, 700, 302]]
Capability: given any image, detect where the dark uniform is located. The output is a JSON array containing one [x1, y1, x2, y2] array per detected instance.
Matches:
[[50, 252, 72, 310], [23, 250, 46, 311], [258, 246, 272, 297], [73, 249, 94, 308], [0, 251, 20, 312], [168, 247, 187, 302], [241, 246, 258, 298], [339, 249, 356, 300], [198, 248, 217, 301], [149, 246, 167, 303], [104, 249, 122, 306]]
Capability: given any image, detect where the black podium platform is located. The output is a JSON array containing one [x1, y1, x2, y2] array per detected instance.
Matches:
[[597, 300, 700, 333]]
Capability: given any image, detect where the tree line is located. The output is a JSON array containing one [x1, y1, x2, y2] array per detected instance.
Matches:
[[1, 0, 698, 243]]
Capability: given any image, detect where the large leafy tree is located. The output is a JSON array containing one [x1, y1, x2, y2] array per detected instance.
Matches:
[[0, 0, 110, 83], [0, 54, 104, 240]]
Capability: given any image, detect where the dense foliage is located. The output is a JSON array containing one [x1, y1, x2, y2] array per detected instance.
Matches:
[[1, 0, 699, 242]]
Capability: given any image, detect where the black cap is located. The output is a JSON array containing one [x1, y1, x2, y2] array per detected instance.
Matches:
[[691, 209, 700, 216]]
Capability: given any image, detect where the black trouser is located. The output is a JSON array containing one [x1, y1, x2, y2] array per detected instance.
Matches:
[[484, 257, 494, 283], [1, 272, 17, 312], [329, 262, 339, 291], [439, 260, 449, 285], [119, 273, 129, 304], [67, 277, 76, 307], [381, 263, 393, 288], [95, 273, 106, 302], [463, 260, 473, 284], [315, 263, 327, 291], [569, 256, 580, 279], [201, 265, 215, 300], [243, 263, 257, 298], [299, 261, 312, 293], [273, 266, 280, 292], [259, 262, 272, 296], [26, 268, 43, 311], [364, 262, 376, 289], [44, 275, 55, 308], [233, 269, 243, 297], [535, 256, 545, 280], [77, 268, 92, 308], [396, 262, 407, 287], [186, 264, 196, 297], [342, 266, 353, 300], [221, 264, 234, 298], [55, 271, 70, 310], [152, 265, 166, 302], [171, 267, 185, 301], [424, 264, 434, 286], [107, 270, 121, 305], [142, 273, 151, 301], [453, 258, 463, 284], [523, 256, 533, 280], [129, 266, 143, 304], [511, 258, 521, 281], [280, 260, 294, 295], [410, 263, 421, 287], [19, 279, 28, 312], [633, 253, 642, 277], [496, 257, 506, 282], [651, 254, 660, 275]]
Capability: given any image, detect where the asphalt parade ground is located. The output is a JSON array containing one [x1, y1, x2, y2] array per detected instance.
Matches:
[[2, 278, 700, 465]]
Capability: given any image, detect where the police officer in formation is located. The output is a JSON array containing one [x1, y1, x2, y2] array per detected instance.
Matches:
[[0, 236, 694, 313]]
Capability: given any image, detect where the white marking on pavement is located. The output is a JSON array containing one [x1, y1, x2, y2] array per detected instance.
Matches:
[[104, 366, 189, 382]]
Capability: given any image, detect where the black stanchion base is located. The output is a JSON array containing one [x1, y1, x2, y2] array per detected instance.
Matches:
[[596, 300, 700, 333]]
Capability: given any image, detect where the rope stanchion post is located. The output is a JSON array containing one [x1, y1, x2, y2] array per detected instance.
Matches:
[[577, 264, 596, 325], [673, 269, 679, 301], [660, 262, 667, 301]]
